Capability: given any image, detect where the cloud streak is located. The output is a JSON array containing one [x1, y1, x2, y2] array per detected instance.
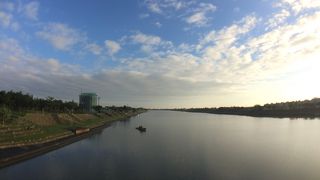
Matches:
[[21, 1, 39, 20], [185, 3, 216, 26], [105, 40, 121, 56], [37, 23, 85, 51], [143, 0, 216, 27]]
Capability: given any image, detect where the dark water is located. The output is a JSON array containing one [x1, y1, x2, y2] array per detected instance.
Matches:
[[1, 110, 320, 180]]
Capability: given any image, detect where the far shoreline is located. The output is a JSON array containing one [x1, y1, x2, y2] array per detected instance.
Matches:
[[171, 109, 320, 119]]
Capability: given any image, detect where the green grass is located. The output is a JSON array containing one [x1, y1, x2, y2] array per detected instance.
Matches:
[[42, 124, 70, 134], [0, 110, 145, 147], [76, 118, 104, 128]]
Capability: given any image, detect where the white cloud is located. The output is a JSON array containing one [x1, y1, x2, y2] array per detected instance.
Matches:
[[155, 21, 162, 28], [144, 1, 217, 27], [0, 11, 12, 27], [130, 32, 172, 54], [185, 3, 216, 26], [161, 0, 187, 10], [266, 9, 290, 29], [277, 0, 320, 14], [47, 58, 60, 72], [118, 10, 320, 104], [86, 43, 102, 55], [186, 12, 206, 26], [144, 0, 191, 14], [0, 37, 222, 107], [0, 37, 77, 77], [0, 2, 40, 31], [178, 43, 195, 53], [198, 15, 257, 51], [196, 11, 320, 87], [131, 33, 161, 45], [0, 11, 19, 31], [22, 1, 39, 20], [0, 37, 25, 58], [140, 45, 154, 54], [37, 23, 85, 51], [36, 22, 116, 56], [48, 9, 320, 106], [139, 13, 150, 19], [147, 2, 162, 14], [0, 38, 83, 100], [105, 40, 121, 55]]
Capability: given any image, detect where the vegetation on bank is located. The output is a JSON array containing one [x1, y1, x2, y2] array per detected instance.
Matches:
[[0, 90, 145, 148], [174, 98, 320, 118], [0, 90, 78, 112]]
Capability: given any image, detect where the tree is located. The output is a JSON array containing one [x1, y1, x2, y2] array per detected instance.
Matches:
[[93, 105, 103, 113], [0, 106, 11, 126]]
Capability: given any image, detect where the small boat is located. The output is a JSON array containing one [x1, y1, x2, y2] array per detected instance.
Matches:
[[136, 125, 146, 132], [74, 128, 90, 135]]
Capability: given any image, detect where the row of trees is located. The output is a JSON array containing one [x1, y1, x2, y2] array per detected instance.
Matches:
[[0, 106, 11, 126], [0, 90, 79, 113], [176, 98, 320, 118], [0, 90, 145, 125], [93, 105, 144, 113]]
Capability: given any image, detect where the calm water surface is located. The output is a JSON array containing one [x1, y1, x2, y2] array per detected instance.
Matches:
[[1, 110, 320, 180]]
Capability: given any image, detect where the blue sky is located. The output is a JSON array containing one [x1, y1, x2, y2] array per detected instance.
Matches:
[[1, 0, 320, 108]]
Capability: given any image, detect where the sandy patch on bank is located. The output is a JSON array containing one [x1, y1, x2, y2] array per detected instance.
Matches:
[[73, 114, 97, 121], [24, 113, 56, 126], [57, 113, 76, 123]]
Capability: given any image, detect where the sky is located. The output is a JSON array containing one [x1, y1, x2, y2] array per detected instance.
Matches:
[[0, 0, 320, 108]]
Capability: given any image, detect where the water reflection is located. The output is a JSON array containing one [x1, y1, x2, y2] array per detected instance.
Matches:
[[117, 118, 131, 126], [1, 110, 320, 180]]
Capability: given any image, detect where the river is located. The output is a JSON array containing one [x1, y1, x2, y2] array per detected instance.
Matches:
[[1, 110, 320, 180]]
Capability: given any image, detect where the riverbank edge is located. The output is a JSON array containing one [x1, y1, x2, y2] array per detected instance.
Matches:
[[0, 110, 146, 169], [173, 110, 320, 119]]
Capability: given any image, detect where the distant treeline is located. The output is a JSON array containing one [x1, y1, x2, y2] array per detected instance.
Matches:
[[0, 90, 144, 113], [0, 90, 146, 125], [175, 98, 320, 118], [93, 105, 145, 113], [0, 90, 78, 113]]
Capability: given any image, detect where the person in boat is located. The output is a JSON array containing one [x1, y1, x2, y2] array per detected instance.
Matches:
[[136, 125, 146, 131]]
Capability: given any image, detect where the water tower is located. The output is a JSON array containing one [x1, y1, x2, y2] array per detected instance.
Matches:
[[79, 92, 98, 112]]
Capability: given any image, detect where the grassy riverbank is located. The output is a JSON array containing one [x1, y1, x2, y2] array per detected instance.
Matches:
[[0, 109, 146, 149], [0, 108, 146, 168], [0, 90, 146, 149]]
